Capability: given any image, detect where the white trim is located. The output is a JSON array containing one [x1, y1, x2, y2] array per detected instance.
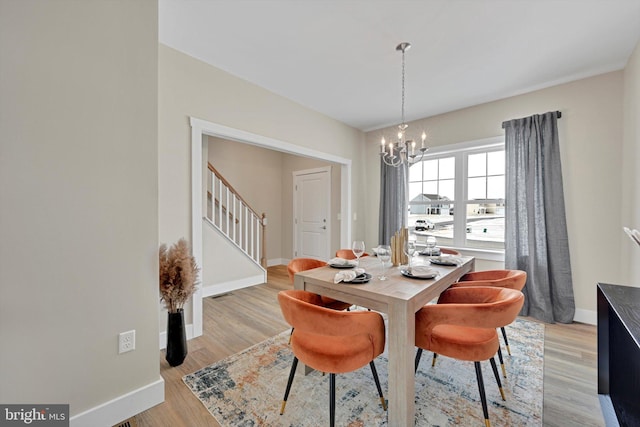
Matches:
[[191, 120, 204, 338], [201, 275, 265, 298], [190, 116, 352, 339], [574, 308, 597, 325], [267, 257, 287, 267], [69, 378, 164, 427], [191, 118, 352, 165], [426, 135, 504, 156], [340, 163, 352, 248], [457, 248, 505, 262]]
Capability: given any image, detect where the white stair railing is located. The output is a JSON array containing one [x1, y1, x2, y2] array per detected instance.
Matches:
[[206, 163, 266, 268]]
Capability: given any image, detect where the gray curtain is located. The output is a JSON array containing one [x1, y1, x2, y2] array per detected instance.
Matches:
[[503, 111, 575, 323], [378, 160, 408, 245]]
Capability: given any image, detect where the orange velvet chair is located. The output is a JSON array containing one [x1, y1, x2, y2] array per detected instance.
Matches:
[[287, 258, 352, 311], [452, 270, 527, 357], [414, 286, 524, 427], [277, 290, 387, 426], [440, 248, 461, 256], [335, 249, 370, 260]]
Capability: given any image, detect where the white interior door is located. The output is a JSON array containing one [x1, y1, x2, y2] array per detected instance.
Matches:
[[294, 167, 331, 260]]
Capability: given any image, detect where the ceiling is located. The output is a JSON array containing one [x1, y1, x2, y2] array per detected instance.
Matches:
[[159, 0, 640, 132]]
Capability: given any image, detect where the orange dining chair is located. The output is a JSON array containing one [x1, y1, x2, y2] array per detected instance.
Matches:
[[335, 249, 370, 260], [414, 286, 524, 427], [286, 258, 353, 343], [287, 258, 352, 311], [452, 270, 527, 357], [440, 248, 461, 256], [278, 290, 387, 426]]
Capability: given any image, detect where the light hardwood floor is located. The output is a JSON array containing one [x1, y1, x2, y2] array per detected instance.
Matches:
[[134, 265, 604, 427]]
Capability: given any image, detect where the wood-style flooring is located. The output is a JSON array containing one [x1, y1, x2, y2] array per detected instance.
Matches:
[[133, 265, 604, 427]]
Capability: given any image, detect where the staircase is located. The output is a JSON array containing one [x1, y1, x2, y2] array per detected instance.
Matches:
[[205, 163, 267, 269]]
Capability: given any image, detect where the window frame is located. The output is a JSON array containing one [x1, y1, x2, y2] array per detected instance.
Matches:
[[409, 136, 505, 255]]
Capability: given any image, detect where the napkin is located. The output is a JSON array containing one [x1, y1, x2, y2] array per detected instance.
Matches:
[[329, 257, 357, 267], [334, 268, 366, 283], [407, 266, 438, 278], [432, 256, 462, 266]]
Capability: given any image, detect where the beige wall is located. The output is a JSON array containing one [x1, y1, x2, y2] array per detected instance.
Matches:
[[0, 0, 161, 422], [206, 136, 344, 264], [622, 39, 640, 285], [365, 71, 626, 321], [207, 136, 285, 262], [158, 45, 365, 330]]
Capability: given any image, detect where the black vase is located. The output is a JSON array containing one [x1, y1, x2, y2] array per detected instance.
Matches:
[[166, 308, 187, 367]]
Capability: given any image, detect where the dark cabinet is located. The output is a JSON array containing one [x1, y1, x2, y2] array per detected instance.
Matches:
[[597, 283, 640, 427]]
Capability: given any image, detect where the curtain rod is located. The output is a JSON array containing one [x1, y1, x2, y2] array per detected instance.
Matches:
[[501, 111, 561, 129]]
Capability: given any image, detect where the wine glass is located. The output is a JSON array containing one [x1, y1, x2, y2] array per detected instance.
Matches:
[[425, 236, 437, 256], [377, 245, 391, 280], [352, 240, 365, 267], [403, 240, 416, 272]]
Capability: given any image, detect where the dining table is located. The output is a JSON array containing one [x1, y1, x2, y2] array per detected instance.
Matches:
[[293, 253, 475, 426]]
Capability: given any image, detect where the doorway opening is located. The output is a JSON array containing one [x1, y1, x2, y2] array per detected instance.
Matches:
[[189, 117, 352, 338]]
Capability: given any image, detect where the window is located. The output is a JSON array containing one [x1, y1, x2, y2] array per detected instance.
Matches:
[[408, 137, 505, 251]]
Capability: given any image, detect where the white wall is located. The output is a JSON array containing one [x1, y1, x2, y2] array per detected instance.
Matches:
[[0, 0, 162, 424], [365, 71, 626, 322], [622, 39, 640, 285]]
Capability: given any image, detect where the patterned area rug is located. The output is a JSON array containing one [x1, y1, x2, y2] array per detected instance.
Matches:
[[183, 318, 544, 426]]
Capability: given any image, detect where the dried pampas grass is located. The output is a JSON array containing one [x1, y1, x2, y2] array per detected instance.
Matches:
[[159, 238, 199, 313]]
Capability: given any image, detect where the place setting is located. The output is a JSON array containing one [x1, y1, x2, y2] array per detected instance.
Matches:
[[399, 240, 439, 280], [332, 240, 371, 284], [333, 268, 371, 284]]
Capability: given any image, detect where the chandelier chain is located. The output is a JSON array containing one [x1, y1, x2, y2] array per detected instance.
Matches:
[[401, 47, 405, 125]]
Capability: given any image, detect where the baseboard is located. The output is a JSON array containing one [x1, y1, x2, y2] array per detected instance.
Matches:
[[159, 274, 265, 349], [201, 274, 265, 298], [267, 258, 286, 267], [69, 377, 164, 427], [574, 308, 597, 325]]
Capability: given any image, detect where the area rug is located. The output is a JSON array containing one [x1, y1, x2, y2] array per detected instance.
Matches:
[[183, 318, 544, 426]]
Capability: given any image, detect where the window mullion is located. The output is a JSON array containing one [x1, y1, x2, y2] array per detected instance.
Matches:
[[452, 152, 466, 247]]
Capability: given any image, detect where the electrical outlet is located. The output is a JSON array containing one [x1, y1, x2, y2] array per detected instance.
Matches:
[[118, 330, 135, 354]]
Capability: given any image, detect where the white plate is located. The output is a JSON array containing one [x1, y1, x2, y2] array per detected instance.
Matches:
[[400, 269, 438, 280], [329, 263, 355, 269]]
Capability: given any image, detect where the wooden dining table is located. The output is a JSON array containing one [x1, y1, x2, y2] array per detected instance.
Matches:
[[293, 254, 475, 426]]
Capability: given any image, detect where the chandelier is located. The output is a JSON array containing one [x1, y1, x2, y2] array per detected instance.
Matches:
[[380, 42, 428, 167]]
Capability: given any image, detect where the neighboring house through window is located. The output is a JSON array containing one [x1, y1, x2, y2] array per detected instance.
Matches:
[[408, 136, 505, 251]]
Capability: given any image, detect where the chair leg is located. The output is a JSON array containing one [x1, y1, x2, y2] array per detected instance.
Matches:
[[489, 357, 506, 401], [500, 326, 511, 355], [288, 327, 294, 345], [329, 373, 336, 427], [414, 348, 423, 373], [280, 356, 298, 415], [432, 353, 438, 367], [369, 361, 387, 410], [474, 361, 491, 427], [497, 345, 506, 378]]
